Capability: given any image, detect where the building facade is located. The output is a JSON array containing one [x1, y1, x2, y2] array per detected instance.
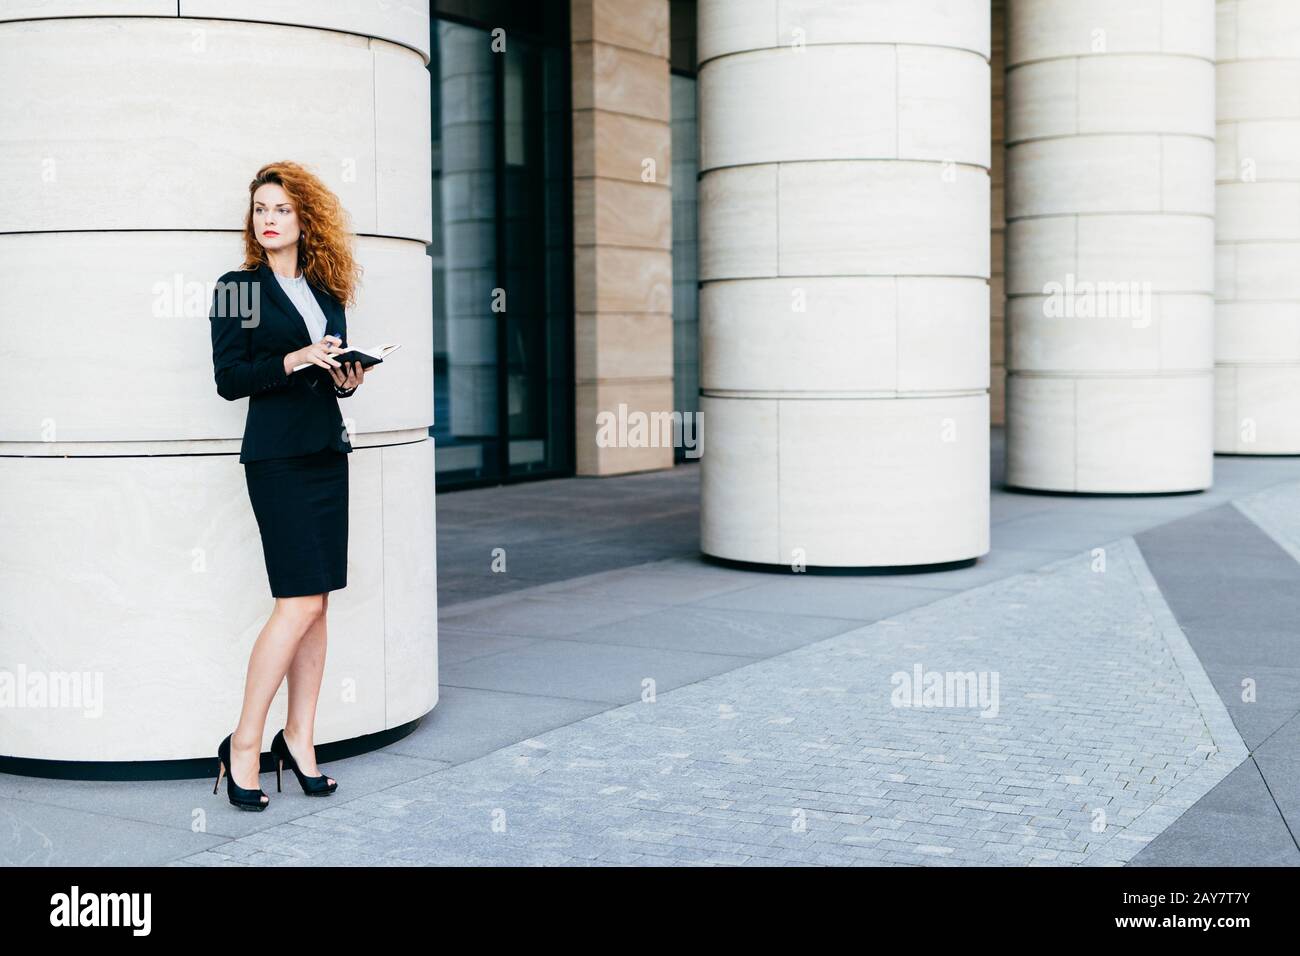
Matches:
[[0, 0, 1292, 764]]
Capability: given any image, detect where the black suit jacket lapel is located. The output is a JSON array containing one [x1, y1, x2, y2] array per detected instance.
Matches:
[[256, 261, 313, 347], [307, 281, 345, 344]]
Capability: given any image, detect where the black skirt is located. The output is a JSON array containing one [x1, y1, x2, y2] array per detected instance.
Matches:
[[243, 447, 349, 598]]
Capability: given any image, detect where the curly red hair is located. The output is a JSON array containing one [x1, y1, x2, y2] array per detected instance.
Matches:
[[240, 160, 363, 308]]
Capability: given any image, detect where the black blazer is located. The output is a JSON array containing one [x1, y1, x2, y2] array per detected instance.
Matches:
[[208, 261, 355, 464]]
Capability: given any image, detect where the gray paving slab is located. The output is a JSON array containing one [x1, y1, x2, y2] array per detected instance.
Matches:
[[438, 595, 664, 638], [1213, 456, 1300, 494], [1235, 485, 1300, 611], [1126, 808, 1300, 866], [436, 466, 701, 605], [558, 604, 859, 657], [1217, 669, 1285, 716], [1131, 548, 1300, 585], [440, 638, 756, 705], [989, 494, 1060, 526], [0, 795, 228, 866], [531, 557, 762, 606], [1018, 495, 1213, 525], [1138, 504, 1294, 557], [436, 628, 541, 666], [1254, 710, 1300, 761], [435, 570, 558, 604], [1168, 755, 1287, 819], [691, 577, 955, 621], [0, 748, 451, 840], [990, 508, 1179, 553], [1138, 509, 1300, 643], [1253, 751, 1300, 832], [1183, 629, 1300, 668], [813, 546, 1078, 593], [383, 685, 608, 766], [0, 773, 287, 841], [1201, 661, 1300, 750], [1220, 707, 1300, 754]]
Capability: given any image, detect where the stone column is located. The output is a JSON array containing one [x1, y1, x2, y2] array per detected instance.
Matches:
[[697, 0, 990, 568], [1216, 0, 1300, 453], [571, 0, 676, 475], [1004, 0, 1215, 492], [0, 4, 437, 763]]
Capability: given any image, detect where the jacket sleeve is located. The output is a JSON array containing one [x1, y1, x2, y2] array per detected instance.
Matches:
[[331, 302, 358, 398], [209, 276, 294, 401]]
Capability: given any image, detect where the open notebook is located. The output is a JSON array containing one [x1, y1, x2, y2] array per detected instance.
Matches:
[[292, 343, 401, 373]]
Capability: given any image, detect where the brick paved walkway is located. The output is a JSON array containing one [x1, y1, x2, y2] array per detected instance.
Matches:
[[176, 538, 1244, 866]]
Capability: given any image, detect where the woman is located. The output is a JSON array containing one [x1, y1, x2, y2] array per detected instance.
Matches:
[[207, 161, 368, 810]]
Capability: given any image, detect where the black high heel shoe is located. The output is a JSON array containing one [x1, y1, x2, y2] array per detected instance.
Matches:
[[271, 729, 338, 796], [213, 733, 269, 811]]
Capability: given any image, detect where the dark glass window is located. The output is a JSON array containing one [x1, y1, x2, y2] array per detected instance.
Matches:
[[670, 0, 699, 461], [429, 2, 572, 486]]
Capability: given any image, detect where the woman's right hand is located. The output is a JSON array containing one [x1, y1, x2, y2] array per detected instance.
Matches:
[[284, 335, 344, 375]]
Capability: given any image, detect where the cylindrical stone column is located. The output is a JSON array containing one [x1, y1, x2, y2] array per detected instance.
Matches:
[[1004, 0, 1216, 492], [697, 0, 990, 568], [1216, 0, 1300, 453], [0, 5, 437, 764]]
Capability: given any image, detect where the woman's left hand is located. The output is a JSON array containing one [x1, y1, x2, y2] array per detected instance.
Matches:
[[329, 360, 365, 392]]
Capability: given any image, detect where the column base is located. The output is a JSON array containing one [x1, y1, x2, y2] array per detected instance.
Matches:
[[701, 552, 977, 575], [0, 717, 425, 782]]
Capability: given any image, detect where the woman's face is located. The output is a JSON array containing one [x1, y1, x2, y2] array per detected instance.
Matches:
[[251, 183, 301, 253]]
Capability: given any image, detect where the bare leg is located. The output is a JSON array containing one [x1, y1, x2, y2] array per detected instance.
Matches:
[[230, 594, 325, 803], [283, 592, 334, 785]]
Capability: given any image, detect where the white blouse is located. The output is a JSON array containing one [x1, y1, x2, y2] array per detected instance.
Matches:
[[273, 269, 329, 344]]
